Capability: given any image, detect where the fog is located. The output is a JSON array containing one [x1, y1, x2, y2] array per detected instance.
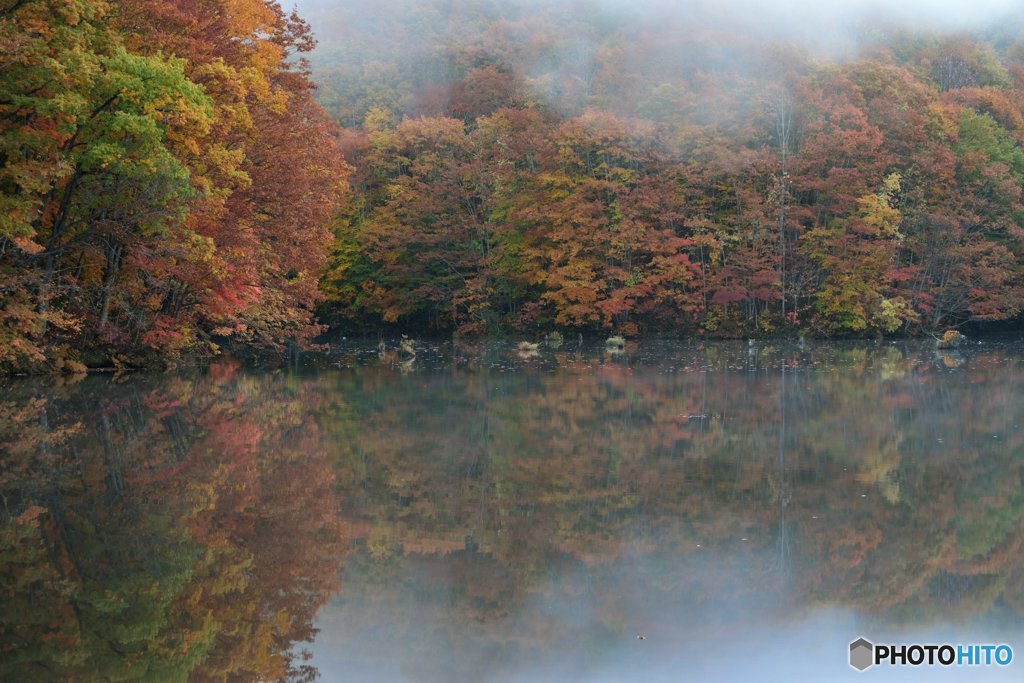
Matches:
[[285, 4, 1024, 669], [306, 550, 1024, 682], [289, 0, 1024, 126], [631, 0, 1022, 31], [293, 0, 1024, 50]]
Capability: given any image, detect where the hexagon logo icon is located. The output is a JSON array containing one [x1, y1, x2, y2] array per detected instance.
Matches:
[[850, 637, 874, 671]]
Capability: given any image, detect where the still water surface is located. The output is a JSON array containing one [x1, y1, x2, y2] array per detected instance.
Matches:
[[2, 339, 1022, 681]]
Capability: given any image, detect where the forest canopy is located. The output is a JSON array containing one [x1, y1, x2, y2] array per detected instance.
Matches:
[[306, 0, 1024, 337], [1, 0, 349, 372], [5, 0, 1024, 372]]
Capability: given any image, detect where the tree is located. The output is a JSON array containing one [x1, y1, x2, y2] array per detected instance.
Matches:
[[802, 173, 917, 333], [0, 0, 211, 368]]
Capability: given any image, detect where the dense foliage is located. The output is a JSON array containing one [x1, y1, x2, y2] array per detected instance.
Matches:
[[0, 0, 348, 372], [307, 0, 1024, 337], [7, 0, 1024, 372]]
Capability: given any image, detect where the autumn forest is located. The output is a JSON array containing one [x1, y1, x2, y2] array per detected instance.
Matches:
[[5, 0, 1024, 372], [6, 3, 1024, 680]]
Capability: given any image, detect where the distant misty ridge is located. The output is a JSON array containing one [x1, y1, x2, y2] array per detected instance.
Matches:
[[294, 0, 1024, 53]]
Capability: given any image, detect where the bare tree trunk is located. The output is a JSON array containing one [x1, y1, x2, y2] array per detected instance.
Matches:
[[36, 168, 83, 317], [99, 241, 122, 325], [773, 93, 793, 323]]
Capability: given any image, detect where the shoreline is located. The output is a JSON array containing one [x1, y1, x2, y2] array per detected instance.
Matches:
[[5, 332, 1020, 378]]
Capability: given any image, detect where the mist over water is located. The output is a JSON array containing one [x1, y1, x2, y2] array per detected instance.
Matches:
[[311, 605, 1022, 682], [4, 340, 1024, 679], [275, 2, 1024, 673], [295, 339, 1024, 682]]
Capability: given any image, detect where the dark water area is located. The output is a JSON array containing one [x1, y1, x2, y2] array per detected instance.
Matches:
[[2, 339, 1023, 681]]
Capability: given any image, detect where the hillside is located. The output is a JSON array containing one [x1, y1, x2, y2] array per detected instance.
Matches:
[[304, 0, 1024, 337]]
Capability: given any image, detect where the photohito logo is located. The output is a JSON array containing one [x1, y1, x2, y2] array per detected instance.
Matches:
[[849, 637, 1013, 672], [850, 638, 874, 671]]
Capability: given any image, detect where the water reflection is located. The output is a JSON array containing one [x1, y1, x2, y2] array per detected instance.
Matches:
[[0, 361, 344, 682], [2, 341, 1023, 680]]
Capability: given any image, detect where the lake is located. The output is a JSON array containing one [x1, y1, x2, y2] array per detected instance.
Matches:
[[2, 339, 1022, 681]]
